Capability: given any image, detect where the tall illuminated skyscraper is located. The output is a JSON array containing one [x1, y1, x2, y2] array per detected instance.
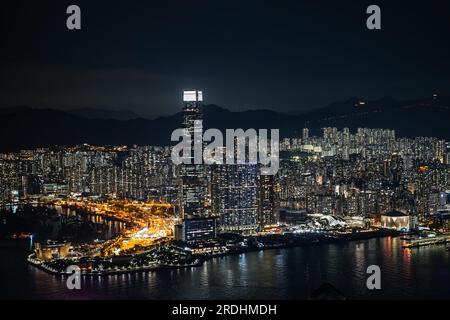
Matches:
[[180, 90, 207, 218]]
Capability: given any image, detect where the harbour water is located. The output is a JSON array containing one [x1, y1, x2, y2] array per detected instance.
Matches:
[[1, 236, 449, 300]]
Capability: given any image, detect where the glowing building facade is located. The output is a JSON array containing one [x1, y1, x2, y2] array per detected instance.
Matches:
[[258, 174, 280, 227], [180, 90, 207, 218], [380, 210, 411, 231], [211, 163, 259, 234]]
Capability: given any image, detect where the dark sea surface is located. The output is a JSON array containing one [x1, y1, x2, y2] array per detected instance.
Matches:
[[1, 236, 449, 300]]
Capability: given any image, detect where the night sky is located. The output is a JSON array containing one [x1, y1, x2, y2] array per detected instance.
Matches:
[[1, 0, 450, 117]]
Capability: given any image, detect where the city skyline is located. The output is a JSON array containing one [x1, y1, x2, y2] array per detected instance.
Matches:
[[1, 0, 450, 304], [1, 88, 450, 301]]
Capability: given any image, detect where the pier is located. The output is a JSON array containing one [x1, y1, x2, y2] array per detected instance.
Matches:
[[402, 235, 450, 248]]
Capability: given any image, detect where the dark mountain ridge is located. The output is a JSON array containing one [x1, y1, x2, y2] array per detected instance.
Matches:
[[1, 96, 449, 152], [67, 107, 141, 120]]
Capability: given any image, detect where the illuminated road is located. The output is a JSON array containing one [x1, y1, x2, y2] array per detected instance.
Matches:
[[54, 199, 176, 256]]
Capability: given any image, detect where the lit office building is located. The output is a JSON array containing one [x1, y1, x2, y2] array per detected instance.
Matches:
[[258, 174, 280, 227], [174, 217, 217, 242], [211, 163, 259, 234], [180, 90, 207, 218]]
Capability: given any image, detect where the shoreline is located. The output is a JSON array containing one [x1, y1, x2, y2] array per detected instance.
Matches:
[[27, 228, 400, 277]]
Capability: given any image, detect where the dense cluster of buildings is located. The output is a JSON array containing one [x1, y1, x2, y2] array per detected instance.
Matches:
[[0, 145, 177, 202], [1, 90, 450, 239], [279, 128, 450, 220]]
